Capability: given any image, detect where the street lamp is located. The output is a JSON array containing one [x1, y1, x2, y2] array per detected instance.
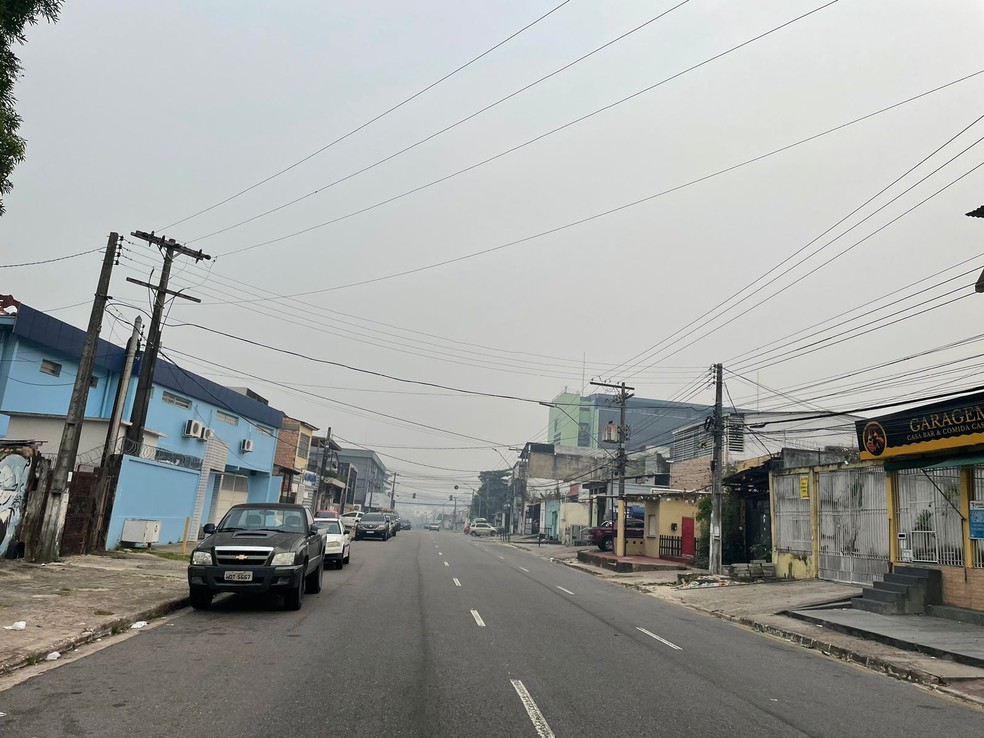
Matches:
[[967, 206, 984, 292]]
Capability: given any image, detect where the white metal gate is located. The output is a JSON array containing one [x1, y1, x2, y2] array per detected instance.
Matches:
[[817, 468, 889, 585], [895, 467, 964, 567]]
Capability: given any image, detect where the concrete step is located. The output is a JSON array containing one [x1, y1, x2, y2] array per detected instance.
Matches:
[[860, 586, 905, 605], [871, 580, 909, 595], [852, 596, 903, 615], [927, 604, 984, 627], [883, 572, 927, 587]]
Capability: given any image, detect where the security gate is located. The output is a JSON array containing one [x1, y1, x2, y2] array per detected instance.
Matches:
[[817, 468, 889, 585], [895, 467, 964, 567]]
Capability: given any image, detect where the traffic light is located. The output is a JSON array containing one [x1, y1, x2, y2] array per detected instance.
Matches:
[[449, 494, 453, 501], [412, 493, 416, 499]]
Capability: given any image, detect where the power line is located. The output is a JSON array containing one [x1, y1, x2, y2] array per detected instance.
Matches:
[[1, 247, 103, 269], [208, 0, 841, 262], [156, 0, 574, 231], [191, 1, 691, 246]]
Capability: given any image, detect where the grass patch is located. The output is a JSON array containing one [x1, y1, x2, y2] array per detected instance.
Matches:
[[57, 588, 72, 596], [26, 653, 41, 666], [93, 609, 114, 616]]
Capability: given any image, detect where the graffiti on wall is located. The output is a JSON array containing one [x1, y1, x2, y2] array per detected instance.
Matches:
[[0, 451, 29, 557]]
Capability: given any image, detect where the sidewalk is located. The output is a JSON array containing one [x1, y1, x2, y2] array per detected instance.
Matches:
[[0, 550, 188, 677], [509, 540, 984, 707]]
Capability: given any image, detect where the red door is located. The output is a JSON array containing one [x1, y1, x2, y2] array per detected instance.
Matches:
[[681, 517, 695, 557]]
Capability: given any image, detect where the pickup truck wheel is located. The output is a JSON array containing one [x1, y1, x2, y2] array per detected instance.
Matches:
[[306, 559, 323, 593], [343, 549, 350, 565], [189, 589, 212, 610], [284, 571, 304, 610], [600, 536, 614, 552]]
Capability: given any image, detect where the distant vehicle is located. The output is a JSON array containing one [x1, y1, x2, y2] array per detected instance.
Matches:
[[356, 512, 391, 541], [313, 517, 352, 569], [402, 519, 412, 530], [188, 503, 324, 611], [315, 509, 339, 519], [469, 522, 497, 537], [425, 522, 440, 531], [585, 518, 645, 552], [384, 512, 399, 535], [339, 511, 363, 531]]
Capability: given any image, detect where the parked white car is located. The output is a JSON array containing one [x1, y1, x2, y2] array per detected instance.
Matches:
[[469, 522, 497, 537], [313, 517, 352, 569], [339, 511, 363, 531]]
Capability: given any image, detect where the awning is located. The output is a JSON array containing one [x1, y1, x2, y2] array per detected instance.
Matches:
[[884, 452, 984, 472]]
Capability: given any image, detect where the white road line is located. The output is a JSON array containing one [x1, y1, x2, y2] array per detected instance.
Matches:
[[637, 626, 682, 650], [471, 609, 486, 627], [519, 567, 530, 573], [453, 578, 462, 587], [556, 586, 575, 595], [444, 561, 450, 567], [510, 680, 556, 738], [438, 552, 443, 556], [497, 555, 504, 560]]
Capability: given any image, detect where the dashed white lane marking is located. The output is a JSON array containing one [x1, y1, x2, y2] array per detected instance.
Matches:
[[519, 567, 530, 573], [471, 610, 486, 627], [444, 561, 450, 567], [637, 626, 682, 650], [497, 555, 504, 560], [556, 586, 575, 595], [439, 552, 443, 556], [453, 578, 462, 587], [510, 680, 556, 738]]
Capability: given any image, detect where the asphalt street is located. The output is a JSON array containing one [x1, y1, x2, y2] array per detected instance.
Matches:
[[0, 530, 981, 737]]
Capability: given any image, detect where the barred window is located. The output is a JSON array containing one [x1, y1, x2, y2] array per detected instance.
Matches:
[[162, 391, 191, 409]]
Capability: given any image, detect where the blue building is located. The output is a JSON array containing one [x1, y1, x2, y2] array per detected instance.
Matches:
[[0, 301, 285, 550]]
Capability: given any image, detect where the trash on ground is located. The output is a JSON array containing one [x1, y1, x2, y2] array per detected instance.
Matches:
[[45, 651, 60, 661], [3, 621, 26, 631], [130, 621, 148, 629]]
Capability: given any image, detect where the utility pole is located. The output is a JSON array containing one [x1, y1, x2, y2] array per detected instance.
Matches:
[[35, 234, 118, 563], [592, 380, 634, 558], [124, 231, 210, 449], [89, 314, 141, 553], [317, 427, 333, 514], [710, 363, 725, 575], [451, 494, 458, 531], [389, 473, 397, 508]]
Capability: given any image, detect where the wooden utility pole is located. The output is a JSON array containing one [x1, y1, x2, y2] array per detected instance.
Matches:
[[35, 234, 118, 563], [592, 380, 634, 558], [317, 427, 333, 513], [124, 231, 210, 449], [709, 363, 725, 575], [389, 473, 397, 509]]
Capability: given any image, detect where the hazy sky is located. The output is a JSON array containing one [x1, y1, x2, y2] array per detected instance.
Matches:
[[3, 1, 984, 505]]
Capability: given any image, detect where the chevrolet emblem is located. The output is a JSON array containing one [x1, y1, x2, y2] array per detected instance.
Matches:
[[235, 555, 248, 560]]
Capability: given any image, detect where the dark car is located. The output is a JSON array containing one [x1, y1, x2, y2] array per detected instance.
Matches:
[[586, 517, 645, 552], [188, 503, 325, 611], [401, 519, 412, 530], [355, 511, 391, 541]]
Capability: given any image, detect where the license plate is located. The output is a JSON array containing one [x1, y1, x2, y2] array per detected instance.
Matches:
[[224, 570, 253, 582]]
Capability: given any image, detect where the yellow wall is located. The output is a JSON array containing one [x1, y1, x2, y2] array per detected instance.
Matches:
[[770, 468, 819, 579], [640, 496, 701, 558]]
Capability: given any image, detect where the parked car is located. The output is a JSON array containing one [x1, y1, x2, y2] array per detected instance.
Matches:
[[339, 511, 363, 531], [384, 512, 399, 535], [425, 522, 440, 531], [313, 517, 352, 569], [187, 503, 324, 611], [585, 518, 645, 552], [469, 522, 497, 537], [402, 519, 412, 530], [356, 512, 391, 541]]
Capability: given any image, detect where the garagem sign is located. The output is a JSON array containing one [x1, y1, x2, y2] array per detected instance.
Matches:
[[857, 391, 984, 460]]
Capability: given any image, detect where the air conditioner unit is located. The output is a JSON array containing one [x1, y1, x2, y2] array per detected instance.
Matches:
[[199, 426, 214, 442], [183, 419, 204, 438], [241, 439, 254, 453]]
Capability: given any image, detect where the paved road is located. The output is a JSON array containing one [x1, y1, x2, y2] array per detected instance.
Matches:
[[0, 530, 981, 737]]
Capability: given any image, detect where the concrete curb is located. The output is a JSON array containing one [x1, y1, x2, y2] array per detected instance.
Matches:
[[0, 596, 189, 677]]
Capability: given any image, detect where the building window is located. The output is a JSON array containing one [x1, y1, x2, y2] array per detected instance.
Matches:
[[256, 425, 273, 437], [40, 359, 62, 377], [162, 390, 192, 409], [216, 410, 239, 425], [297, 434, 311, 460]]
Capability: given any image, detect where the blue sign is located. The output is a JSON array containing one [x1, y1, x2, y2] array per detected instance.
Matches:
[[970, 502, 984, 540]]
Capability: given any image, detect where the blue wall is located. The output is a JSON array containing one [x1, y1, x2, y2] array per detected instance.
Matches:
[[108, 456, 201, 547]]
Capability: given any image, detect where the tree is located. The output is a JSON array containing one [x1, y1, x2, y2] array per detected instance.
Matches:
[[1, 1, 63, 216], [472, 469, 510, 519]]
